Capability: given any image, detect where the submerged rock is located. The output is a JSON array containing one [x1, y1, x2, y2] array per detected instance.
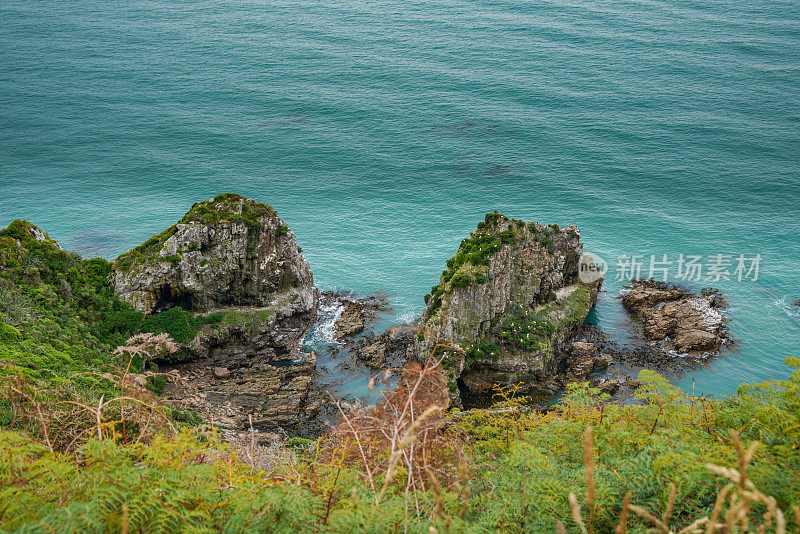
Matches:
[[793, 299, 800, 308], [415, 212, 602, 403], [114, 194, 321, 432], [621, 280, 730, 356]]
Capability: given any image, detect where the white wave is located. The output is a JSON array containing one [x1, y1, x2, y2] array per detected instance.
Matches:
[[773, 296, 800, 318], [396, 310, 417, 324], [308, 300, 345, 345]]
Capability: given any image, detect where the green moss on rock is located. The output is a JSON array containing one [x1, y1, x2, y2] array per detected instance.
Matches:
[[179, 194, 275, 233], [115, 194, 277, 272]]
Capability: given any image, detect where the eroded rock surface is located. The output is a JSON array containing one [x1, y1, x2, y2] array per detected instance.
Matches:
[[415, 213, 602, 402], [113, 193, 316, 318], [354, 328, 416, 370], [334, 300, 366, 339], [621, 280, 729, 355]]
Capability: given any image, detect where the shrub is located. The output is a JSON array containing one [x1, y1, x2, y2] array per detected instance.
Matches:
[[140, 307, 222, 344], [449, 272, 474, 288]]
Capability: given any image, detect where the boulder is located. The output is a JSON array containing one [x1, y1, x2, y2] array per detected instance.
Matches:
[[621, 280, 729, 356], [213, 366, 230, 379], [353, 328, 416, 370], [415, 213, 602, 402], [335, 300, 366, 339], [674, 330, 718, 353], [358, 340, 388, 369], [593, 353, 611, 371]]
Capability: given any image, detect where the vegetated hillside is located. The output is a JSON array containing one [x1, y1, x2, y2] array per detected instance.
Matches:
[[1, 361, 798, 532], [0, 220, 143, 389], [0, 219, 798, 533]]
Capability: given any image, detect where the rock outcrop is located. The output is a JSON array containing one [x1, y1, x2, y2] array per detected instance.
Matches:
[[620, 280, 729, 355], [354, 328, 416, 370], [0, 219, 64, 250], [113, 194, 321, 432], [335, 300, 367, 339], [415, 213, 602, 402], [161, 306, 324, 431], [113, 193, 316, 318]]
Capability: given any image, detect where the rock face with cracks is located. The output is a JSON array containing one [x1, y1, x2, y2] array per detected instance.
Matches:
[[415, 213, 602, 403], [112, 193, 316, 319]]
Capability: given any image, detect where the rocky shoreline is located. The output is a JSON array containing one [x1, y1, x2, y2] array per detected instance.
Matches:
[[4, 195, 736, 435], [125, 198, 735, 434]]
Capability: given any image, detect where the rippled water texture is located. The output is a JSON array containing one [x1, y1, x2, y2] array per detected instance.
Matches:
[[2, 0, 799, 395]]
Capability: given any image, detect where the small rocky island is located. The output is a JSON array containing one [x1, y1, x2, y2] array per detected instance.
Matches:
[[413, 213, 602, 403], [621, 280, 730, 355]]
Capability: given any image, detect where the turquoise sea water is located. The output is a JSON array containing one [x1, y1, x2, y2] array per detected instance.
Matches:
[[2, 0, 799, 397]]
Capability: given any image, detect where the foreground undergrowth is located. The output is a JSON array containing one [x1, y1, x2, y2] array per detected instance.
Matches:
[[1, 337, 798, 533]]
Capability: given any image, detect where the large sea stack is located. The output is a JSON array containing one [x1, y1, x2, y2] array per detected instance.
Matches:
[[416, 213, 602, 403]]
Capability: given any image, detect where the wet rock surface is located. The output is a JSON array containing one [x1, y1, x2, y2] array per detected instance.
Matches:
[[323, 291, 388, 341], [621, 280, 730, 356], [353, 328, 416, 370]]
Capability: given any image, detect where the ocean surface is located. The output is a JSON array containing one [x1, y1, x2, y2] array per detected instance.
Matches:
[[2, 0, 799, 398]]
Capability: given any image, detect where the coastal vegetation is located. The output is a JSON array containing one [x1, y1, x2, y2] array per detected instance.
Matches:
[[179, 193, 275, 232], [425, 212, 520, 315], [1, 350, 798, 532], [0, 218, 797, 532], [115, 195, 277, 271]]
